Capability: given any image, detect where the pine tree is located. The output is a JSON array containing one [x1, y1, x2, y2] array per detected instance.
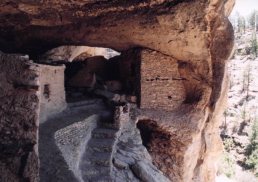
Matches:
[[251, 35, 258, 57], [248, 10, 258, 30]]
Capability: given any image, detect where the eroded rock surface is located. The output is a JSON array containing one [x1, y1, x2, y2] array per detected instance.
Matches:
[[0, 0, 233, 62], [0, 0, 235, 182], [0, 53, 40, 182]]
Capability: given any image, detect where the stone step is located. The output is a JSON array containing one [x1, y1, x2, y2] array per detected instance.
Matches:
[[88, 138, 115, 152], [68, 99, 101, 108], [81, 166, 110, 177], [89, 152, 112, 166], [89, 175, 113, 182], [98, 121, 119, 130], [92, 128, 117, 139]]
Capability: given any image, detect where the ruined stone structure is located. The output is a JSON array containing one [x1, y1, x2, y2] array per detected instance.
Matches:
[[140, 49, 186, 110], [39, 64, 66, 122], [0, 0, 235, 182]]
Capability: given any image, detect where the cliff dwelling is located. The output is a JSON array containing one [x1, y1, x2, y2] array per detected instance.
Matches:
[[0, 0, 236, 182]]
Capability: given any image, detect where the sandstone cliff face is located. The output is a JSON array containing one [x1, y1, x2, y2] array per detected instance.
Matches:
[[0, 0, 235, 182], [0, 0, 232, 61], [0, 53, 40, 182]]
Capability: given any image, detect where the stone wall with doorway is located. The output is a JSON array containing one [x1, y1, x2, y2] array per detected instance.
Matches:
[[39, 64, 66, 122]]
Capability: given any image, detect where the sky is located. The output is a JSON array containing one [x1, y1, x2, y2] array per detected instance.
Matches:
[[231, 0, 258, 17]]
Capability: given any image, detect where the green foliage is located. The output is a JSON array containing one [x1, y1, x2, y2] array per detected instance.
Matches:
[[223, 109, 229, 117], [250, 118, 258, 144], [245, 118, 258, 176], [237, 16, 246, 33], [224, 138, 235, 152], [218, 152, 236, 178], [250, 34, 258, 57], [246, 149, 258, 176], [242, 64, 252, 98], [241, 107, 247, 121], [248, 11, 256, 29], [248, 11, 258, 30], [233, 12, 246, 33]]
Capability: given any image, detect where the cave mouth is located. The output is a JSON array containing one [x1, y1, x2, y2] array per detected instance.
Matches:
[[37, 46, 142, 123], [62, 47, 139, 104], [137, 119, 157, 149], [137, 119, 175, 179], [137, 119, 171, 150], [64, 54, 121, 103]]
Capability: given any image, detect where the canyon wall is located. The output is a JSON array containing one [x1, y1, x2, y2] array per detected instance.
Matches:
[[0, 53, 40, 182], [0, 0, 233, 61], [0, 0, 235, 181]]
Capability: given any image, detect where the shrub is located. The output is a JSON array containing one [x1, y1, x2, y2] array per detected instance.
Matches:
[[218, 152, 236, 178], [224, 138, 235, 152], [245, 148, 258, 176], [250, 34, 258, 57], [245, 118, 258, 176]]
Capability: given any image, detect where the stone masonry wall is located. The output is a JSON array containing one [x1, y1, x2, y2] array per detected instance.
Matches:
[[0, 53, 40, 182], [140, 50, 186, 111], [39, 64, 66, 123]]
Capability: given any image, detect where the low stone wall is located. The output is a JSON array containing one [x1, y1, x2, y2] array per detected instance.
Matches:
[[0, 53, 40, 182], [39, 64, 67, 123], [55, 115, 99, 181]]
